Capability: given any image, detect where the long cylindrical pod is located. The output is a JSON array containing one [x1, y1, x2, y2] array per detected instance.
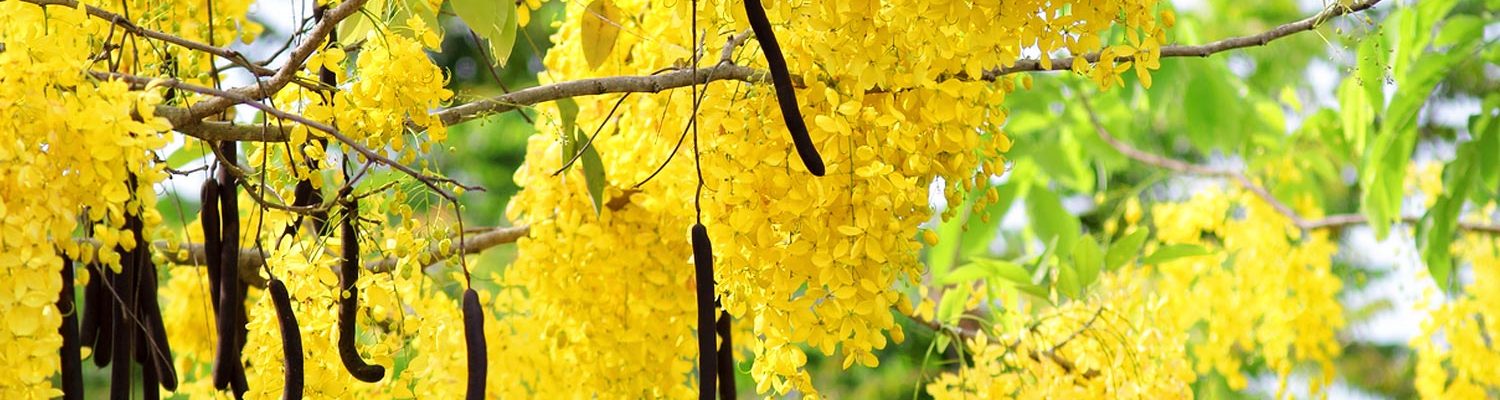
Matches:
[[200, 179, 223, 313], [141, 351, 159, 400], [268, 279, 304, 400], [110, 217, 139, 400], [214, 142, 243, 390], [462, 289, 487, 400], [58, 257, 83, 400], [79, 260, 104, 349], [89, 263, 116, 368], [715, 305, 735, 400], [741, 0, 824, 177], [230, 281, 250, 399], [338, 200, 386, 382], [691, 223, 717, 399], [138, 252, 177, 391]]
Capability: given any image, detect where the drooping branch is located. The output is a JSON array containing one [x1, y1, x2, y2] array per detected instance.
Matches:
[[1076, 92, 1500, 235]]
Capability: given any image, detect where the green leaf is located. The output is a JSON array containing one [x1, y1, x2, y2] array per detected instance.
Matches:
[[338, 0, 384, 47], [577, 130, 607, 215], [1104, 228, 1148, 271], [936, 285, 971, 327], [977, 258, 1031, 287], [453, 0, 518, 66], [1470, 108, 1500, 205], [1025, 188, 1080, 257], [1010, 283, 1051, 300], [1419, 120, 1485, 291], [960, 183, 1018, 259], [929, 182, 996, 277], [1071, 235, 1103, 291], [1355, 30, 1388, 111], [1142, 244, 1210, 265], [937, 263, 992, 285], [1434, 16, 1482, 49], [1337, 79, 1371, 154], [580, 0, 623, 70], [163, 146, 204, 170], [557, 98, 581, 173], [1056, 261, 1081, 300]]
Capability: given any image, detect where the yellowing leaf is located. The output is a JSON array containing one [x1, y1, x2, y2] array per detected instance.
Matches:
[[580, 0, 622, 70], [454, 0, 519, 66]]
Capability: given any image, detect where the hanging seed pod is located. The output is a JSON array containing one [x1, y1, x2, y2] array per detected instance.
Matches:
[[715, 304, 735, 400], [230, 280, 250, 399], [213, 142, 243, 391], [462, 289, 487, 400], [141, 351, 159, 400], [110, 217, 139, 400], [283, 179, 328, 238], [138, 251, 177, 391], [338, 200, 386, 382], [200, 179, 223, 313], [691, 223, 717, 399], [741, 0, 824, 177], [268, 279, 304, 400], [89, 262, 116, 368], [58, 257, 83, 399]]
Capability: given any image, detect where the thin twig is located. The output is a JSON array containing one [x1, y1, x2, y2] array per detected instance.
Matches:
[[99, 69, 477, 201], [1076, 92, 1500, 234], [18, 0, 276, 76], [178, 0, 368, 122], [981, 0, 1385, 78]]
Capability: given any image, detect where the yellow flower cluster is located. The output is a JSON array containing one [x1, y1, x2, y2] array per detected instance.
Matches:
[[0, 3, 176, 397], [1149, 190, 1345, 394], [281, 18, 453, 167], [926, 269, 1197, 399], [337, 21, 452, 156], [86, 0, 261, 87], [1413, 215, 1500, 399], [496, 0, 1169, 397]]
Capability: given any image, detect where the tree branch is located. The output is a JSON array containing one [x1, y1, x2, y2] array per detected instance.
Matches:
[[1076, 92, 1500, 235], [982, 0, 1385, 78], [177, 0, 367, 123]]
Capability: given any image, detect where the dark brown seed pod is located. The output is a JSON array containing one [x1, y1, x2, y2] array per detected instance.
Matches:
[[338, 201, 386, 382], [462, 289, 487, 400], [141, 352, 159, 400], [58, 257, 83, 400], [282, 179, 328, 238], [214, 142, 243, 391], [111, 223, 137, 400], [91, 263, 116, 368], [691, 223, 717, 400], [230, 281, 250, 399], [715, 305, 735, 400], [79, 261, 103, 349], [741, 0, 824, 177], [268, 279, 304, 400], [139, 254, 177, 391], [200, 179, 223, 313]]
